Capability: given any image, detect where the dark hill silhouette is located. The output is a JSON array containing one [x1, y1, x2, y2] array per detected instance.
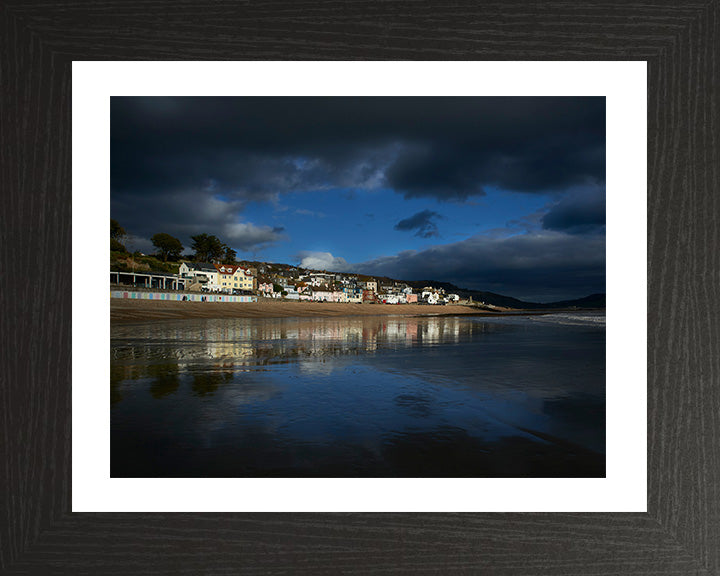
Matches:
[[403, 280, 605, 309]]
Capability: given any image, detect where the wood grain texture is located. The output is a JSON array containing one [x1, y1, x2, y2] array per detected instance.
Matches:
[[1, 1, 718, 574]]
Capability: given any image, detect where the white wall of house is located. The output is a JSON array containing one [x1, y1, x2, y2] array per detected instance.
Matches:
[[179, 263, 219, 289], [312, 290, 344, 302], [383, 294, 407, 304], [343, 287, 363, 303], [197, 272, 219, 289]]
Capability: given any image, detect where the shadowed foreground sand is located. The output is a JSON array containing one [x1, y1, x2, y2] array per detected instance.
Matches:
[[111, 298, 493, 324]]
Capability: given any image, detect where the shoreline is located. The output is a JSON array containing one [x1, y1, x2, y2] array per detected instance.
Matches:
[[110, 298, 505, 324]]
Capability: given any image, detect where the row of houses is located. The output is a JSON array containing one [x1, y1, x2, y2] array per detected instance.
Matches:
[[255, 270, 460, 305], [144, 261, 460, 304], [179, 262, 255, 293]]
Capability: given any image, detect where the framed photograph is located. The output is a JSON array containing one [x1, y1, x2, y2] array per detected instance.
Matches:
[[76, 62, 644, 514], [3, 2, 718, 574]]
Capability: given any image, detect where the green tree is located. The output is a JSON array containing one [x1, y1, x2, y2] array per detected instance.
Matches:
[[222, 245, 237, 264], [151, 233, 184, 262], [110, 218, 126, 240], [110, 238, 127, 252], [110, 219, 127, 252], [190, 233, 225, 262]]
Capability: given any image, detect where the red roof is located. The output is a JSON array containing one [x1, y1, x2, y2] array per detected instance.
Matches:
[[213, 264, 254, 276]]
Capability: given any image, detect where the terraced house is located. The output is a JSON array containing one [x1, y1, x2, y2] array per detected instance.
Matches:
[[215, 264, 254, 293], [179, 262, 254, 293]]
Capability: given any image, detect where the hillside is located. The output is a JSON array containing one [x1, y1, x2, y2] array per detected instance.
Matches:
[[111, 252, 604, 309], [403, 280, 605, 309]]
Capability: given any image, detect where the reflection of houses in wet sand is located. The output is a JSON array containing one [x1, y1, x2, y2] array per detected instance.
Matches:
[[419, 317, 461, 344], [297, 320, 377, 353], [111, 317, 481, 384], [404, 319, 419, 340], [423, 318, 441, 343], [361, 324, 379, 350], [382, 319, 419, 343], [204, 339, 255, 362]]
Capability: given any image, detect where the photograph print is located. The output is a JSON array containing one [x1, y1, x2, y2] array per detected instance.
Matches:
[[110, 96, 606, 478]]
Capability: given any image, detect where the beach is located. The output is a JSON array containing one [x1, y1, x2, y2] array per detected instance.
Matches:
[[110, 297, 491, 324], [111, 312, 605, 477]]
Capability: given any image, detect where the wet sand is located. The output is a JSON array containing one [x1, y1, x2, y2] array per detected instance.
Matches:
[[111, 312, 605, 477], [111, 298, 493, 324]]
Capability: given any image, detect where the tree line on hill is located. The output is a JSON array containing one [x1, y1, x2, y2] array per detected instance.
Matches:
[[111, 219, 237, 264]]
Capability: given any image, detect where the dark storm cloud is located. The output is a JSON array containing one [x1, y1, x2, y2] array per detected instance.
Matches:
[[112, 187, 286, 253], [112, 96, 605, 202], [355, 231, 605, 302], [111, 96, 604, 256], [394, 210, 443, 238], [542, 186, 606, 234]]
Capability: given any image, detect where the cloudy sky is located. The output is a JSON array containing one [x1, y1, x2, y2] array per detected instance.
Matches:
[[111, 97, 605, 302]]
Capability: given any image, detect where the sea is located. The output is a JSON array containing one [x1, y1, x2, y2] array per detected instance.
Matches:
[[111, 312, 605, 477]]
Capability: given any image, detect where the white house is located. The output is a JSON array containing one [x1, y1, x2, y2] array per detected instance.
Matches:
[[282, 286, 300, 300], [422, 292, 440, 305], [306, 273, 333, 288], [311, 290, 343, 302], [343, 286, 363, 303], [383, 294, 405, 304], [179, 262, 219, 288]]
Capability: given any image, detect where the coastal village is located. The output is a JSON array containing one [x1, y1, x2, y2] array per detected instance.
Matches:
[[109, 222, 496, 311], [111, 259, 465, 306], [109, 224, 601, 312]]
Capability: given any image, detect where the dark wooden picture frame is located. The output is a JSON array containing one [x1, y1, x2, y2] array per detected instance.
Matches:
[[2, 2, 718, 574]]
